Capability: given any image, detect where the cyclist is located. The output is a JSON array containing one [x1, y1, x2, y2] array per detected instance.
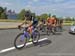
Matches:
[[39, 19, 46, 32], [59, 19, 63, 32], [47, 15, 57, 34], [18, 15, 38, 41]]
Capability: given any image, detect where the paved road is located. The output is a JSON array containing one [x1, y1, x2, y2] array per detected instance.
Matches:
[[0, 22, 30, 28], [0, 26, 75, 56], [0, 22, 20, 26]]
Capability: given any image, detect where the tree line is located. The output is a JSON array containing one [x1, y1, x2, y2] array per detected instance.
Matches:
[[15, 9, 75, 21], [0, 6, 75, 21], [0, 7, 7, 19], [17, 9, 51, 20], [0, 6, 52, 20]]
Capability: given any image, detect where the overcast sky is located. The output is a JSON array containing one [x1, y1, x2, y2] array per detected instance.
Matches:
[[0, 0, 75, 17]]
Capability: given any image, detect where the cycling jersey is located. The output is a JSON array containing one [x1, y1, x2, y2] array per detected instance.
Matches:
[[47, 17, 56, 24], [28, 18, 38, 33], [32, 18, 38, 28], [28, 26, 33, 34]]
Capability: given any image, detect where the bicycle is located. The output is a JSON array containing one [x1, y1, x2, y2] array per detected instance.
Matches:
[[39, 24, 47, 32], [47, 24, 56, 35], [14, 26, 40, 49]]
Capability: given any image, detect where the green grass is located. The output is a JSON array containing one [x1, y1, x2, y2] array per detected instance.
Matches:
[[0, 19, 23, 22], [63, 21, 74, 26], [0, 19, 75, 26]]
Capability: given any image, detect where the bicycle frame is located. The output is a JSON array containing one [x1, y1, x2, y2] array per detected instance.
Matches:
[[20, 27, 37, 40]]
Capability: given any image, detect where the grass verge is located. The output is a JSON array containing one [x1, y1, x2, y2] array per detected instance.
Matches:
[[0, 19, 23, 22]]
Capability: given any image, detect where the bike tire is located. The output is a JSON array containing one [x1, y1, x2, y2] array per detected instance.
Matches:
[[47, 29, 50, 36], [32, 31, 40, 44], [14, 33, 27, 49]]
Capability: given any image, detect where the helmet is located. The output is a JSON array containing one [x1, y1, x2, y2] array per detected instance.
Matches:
[[25, 11, 31, 17]]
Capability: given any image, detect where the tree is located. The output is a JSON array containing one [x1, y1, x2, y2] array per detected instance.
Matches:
[[0, 7, 4, 18], [0, 7, 4, 13], [49, 13, 51, 17], [65, 17, 71, 21], [40, 13, 48, 20], [17, 9, 26, 20], [31, 13, 35, 17], [36, 16, 40, 20], [72, 18, 75, 21], [17, 9, 33, 20], [4, 7, 7, 12], [0, 12, 7, 19], [0, 7, 8, 19]]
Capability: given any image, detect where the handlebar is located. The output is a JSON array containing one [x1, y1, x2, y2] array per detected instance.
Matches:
[[18, 25, 22, 30]]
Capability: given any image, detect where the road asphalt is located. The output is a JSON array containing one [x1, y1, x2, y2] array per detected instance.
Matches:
[[0, 26, 75, 56]]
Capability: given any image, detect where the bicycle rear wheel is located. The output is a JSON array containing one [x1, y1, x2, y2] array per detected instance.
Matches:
[[47, 26, 51, 36], [47, 29, 51, 36], [32, 31, 40, 44], [14, 33, 27, 49]]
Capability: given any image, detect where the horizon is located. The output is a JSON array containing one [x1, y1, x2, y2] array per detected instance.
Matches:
[[0, 0, 75, 17]]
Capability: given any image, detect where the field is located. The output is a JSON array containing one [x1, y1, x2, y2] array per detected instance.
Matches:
[[0, 19, 75, 26], [0, 19, 23, 22], [63, 21, 75, 26]]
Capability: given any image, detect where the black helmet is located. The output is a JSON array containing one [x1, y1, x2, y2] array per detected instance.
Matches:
[[25, 11, 31, 17]]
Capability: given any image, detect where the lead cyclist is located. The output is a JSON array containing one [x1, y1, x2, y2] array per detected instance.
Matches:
[[18, 15, 39, 41]]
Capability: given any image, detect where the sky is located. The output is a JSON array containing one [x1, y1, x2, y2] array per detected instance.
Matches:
[[0, 0, 75, 17]]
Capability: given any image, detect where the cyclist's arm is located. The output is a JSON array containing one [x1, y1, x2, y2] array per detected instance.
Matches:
[[21, 22, 25, 26], [19, 20, 26, 26], [19, 18, 27, 26]]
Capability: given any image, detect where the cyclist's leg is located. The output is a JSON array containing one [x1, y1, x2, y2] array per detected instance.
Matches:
[[47, 24, 51, 32], [29, 24, 36, 40], [28, 28, 33, 42], [42, 24, 46, 32], [39, 23, 43, 30], [20, 31, 30, 42], [47, 24, 49, 30], [50, 25, 53, 33], [54, 25, 57, 32], [25, 31, 30, 39], [51, 25, 55, 34], [29, 24, 36, 42], [41, 24, 44, 32]]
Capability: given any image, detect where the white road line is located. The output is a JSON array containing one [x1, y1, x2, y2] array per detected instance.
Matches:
[[0, 38, 48, 54]]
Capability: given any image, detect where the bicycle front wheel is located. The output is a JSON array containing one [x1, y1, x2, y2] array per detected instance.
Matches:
[[14, 33, 27, 49]]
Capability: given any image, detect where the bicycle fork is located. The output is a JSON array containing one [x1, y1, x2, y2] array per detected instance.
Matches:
[[20, 31, 30, 41]]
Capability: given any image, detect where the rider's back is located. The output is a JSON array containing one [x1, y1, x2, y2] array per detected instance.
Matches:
[[47, 17, 56, 24]]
